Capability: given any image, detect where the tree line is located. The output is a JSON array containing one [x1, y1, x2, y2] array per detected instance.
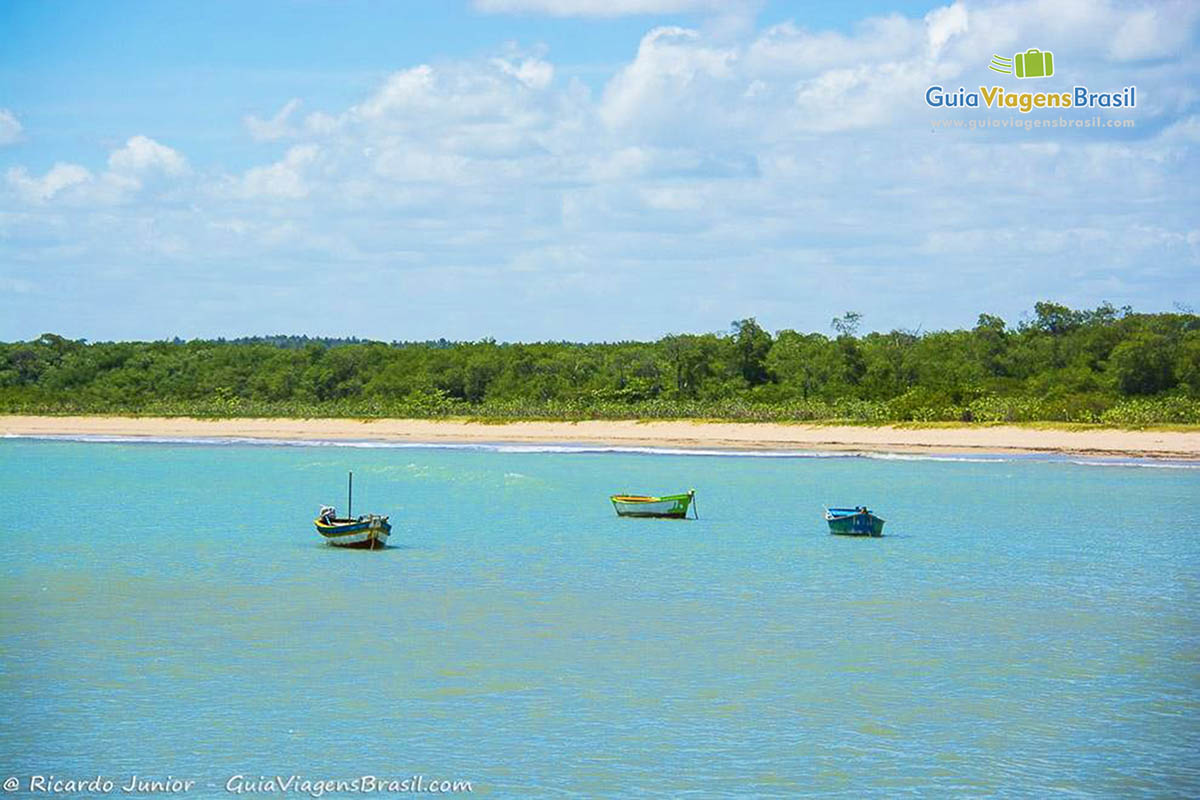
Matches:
[[2, 302, 1198, 425]]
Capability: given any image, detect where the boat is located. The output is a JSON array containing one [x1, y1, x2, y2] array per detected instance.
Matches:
[[611, 490, 697, 519], [314, 471, 391, 549], [315, 509, 391, 549], [824, 506, 885, 537]]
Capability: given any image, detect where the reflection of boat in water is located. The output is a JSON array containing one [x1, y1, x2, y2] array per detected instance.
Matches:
[[314, 471, 390, 549], [610, 490, 697, 519], [824, 506, 885, 537]]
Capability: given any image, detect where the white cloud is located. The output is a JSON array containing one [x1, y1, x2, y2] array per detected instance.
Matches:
[[492, 56, 554, 89], [304, 111, 340, 137], [6, 136, 188, 206], [355, 65, 438, 121], [925, 2, 967, 58], [235, 144, 320, 199], [746, 18, 921, 75], [0, 110, 21, 146], [107, 135, 189, 177], [6, 163, 93, 202], [1108, 4, 1197, 61], [600, 26, 738, 134], [245, 98, 303, 142]]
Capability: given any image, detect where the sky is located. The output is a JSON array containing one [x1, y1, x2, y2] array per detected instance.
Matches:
[[1, 0, 1197, 342]]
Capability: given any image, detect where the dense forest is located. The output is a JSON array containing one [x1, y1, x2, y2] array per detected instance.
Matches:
[[2, 302, 1198, 425]]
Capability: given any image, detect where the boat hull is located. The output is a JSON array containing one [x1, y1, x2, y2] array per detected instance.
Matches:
[[315, 516, 392, 549], [825, 509, 885, 537], [611, 493, 694, 519]]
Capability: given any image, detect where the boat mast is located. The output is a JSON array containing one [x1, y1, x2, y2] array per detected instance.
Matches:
[[348, 471, 353, 518]]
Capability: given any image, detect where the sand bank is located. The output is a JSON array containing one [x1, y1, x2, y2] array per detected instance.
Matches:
[[3, 415, 1199, 460]]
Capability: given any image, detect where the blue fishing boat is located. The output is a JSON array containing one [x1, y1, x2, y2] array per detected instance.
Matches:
[[824, 506, 885, 537], [314, 471, 391, 549]]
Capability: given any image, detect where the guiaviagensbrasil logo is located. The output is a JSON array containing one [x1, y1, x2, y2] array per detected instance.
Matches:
[[925, 47, 1136, 115], [989, 49, 1054, 79]]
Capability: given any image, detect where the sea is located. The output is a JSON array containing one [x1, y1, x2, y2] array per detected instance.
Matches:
[[0, 436, 1197, 798]]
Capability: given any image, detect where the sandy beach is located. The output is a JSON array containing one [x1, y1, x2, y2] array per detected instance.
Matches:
[[2, 415, 1198, 460]]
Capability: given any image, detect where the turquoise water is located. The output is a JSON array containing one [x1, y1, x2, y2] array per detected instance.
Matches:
[[1, 438, 1197, 798]]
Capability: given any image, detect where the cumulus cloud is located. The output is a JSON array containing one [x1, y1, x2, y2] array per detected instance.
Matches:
[[0, 110, 21, 146], [235, 144, 320, 199], [353, 65, 440, 120], [108, 135, 189, 177], [600, 27, 738, 134], [6, 135, 187, 205]]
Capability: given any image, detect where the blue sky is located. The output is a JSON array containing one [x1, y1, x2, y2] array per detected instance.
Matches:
[[1, 0, 1197, 342]]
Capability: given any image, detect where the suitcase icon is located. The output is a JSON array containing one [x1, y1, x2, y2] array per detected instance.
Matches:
[[1014, 48, 1054, 79]]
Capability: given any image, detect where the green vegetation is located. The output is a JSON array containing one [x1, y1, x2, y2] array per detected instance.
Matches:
[[3, 303, 1198, 425]]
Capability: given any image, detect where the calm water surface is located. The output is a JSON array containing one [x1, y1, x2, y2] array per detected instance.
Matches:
[[1, 438, 1197, 798]]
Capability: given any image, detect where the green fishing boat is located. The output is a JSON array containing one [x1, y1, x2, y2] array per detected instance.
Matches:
[[611, 490, 697, 519], [824, 506, 885, 537]]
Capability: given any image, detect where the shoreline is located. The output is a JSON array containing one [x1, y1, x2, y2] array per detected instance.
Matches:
[[3, 415, 1200, 460]]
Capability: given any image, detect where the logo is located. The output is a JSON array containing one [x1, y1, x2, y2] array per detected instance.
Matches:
[[924, 44, 1137, 115], [989, 49, 1055, 79]]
